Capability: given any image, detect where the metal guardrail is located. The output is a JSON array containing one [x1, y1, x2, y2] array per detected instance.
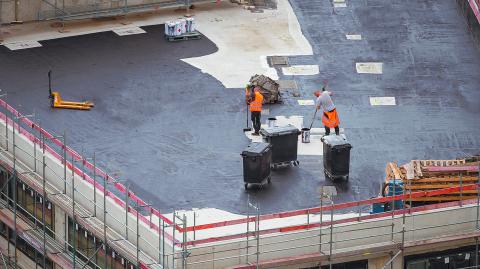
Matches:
[[36, 0, 211, 21]]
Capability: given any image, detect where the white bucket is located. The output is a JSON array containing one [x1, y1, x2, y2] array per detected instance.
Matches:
[[301, 128, 311, 143], [267, 117, 277, 128]]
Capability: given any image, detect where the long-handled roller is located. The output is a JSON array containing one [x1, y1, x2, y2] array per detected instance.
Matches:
[[309, 108, 318, 129], [243, 85, 254, 132], [243, 103, 252, 132]]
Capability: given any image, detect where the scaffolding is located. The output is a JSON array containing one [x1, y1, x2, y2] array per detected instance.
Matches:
[[36, 0, 215, 21], [0, 98, 168, 268], [0, 96, 478, 269]]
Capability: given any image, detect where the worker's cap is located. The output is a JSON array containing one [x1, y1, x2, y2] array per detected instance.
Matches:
[[314, 90, 321, 97]]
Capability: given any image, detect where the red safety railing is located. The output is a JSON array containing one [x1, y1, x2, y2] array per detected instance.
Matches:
[[181, 183, 479, 233], [178, 183, 479, 246], [468, 0, 480, 24]]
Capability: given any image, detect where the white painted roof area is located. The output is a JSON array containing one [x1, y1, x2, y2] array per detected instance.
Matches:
[[181, 0, 313, 88], [244, 115, 345, 156]]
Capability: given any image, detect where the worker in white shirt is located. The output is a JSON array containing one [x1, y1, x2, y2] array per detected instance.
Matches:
[[314, 87, 340, 136]]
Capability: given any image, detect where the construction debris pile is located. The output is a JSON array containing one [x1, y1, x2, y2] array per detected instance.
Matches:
[[385, 156, 480, 203], [249, 74, 281, 103]]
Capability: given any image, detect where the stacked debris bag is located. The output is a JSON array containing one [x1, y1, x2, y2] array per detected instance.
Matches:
[[164, 17, 196, 37], [249, 74, 281, 104], [384, 155, 480, 203]]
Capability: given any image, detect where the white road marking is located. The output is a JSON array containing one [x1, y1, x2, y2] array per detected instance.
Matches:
[[4, 40, 42, 50], [112, 27, 146, 36], [356, 62, 383, 74], [370, 97, 396, 106], [346, 34, 362, 40], [282, 65, 319, 76], [334, 3, 347, 7], [298, 100, 315, 106]]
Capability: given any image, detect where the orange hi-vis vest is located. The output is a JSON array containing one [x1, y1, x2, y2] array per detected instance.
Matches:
[[249, 91, 263, 112], [322, 108, 340, 128]]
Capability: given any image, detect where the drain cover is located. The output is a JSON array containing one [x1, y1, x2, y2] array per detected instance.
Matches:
[[268, 56, 289, 67], [277, 80, 297, 90]]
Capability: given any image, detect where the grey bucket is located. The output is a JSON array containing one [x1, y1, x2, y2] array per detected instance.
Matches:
[[267, 117, 277, 128], [301, 128, 311, 143]]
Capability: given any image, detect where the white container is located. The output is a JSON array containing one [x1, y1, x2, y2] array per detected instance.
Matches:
[[173, 20, 183, 36], [186, 17, 196, 32], [177, 19, 187, 34], [165, 21, 176, 36]]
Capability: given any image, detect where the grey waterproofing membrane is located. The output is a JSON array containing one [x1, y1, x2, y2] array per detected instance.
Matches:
[[1, 0, 480, 214]]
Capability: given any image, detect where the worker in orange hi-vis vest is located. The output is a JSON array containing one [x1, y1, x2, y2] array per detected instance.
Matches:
[[314, 87, 340, 136], [247, 86, 264, 136]]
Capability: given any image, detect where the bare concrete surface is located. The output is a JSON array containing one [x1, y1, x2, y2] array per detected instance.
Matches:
[[0, 0, 480, 214], [181, 0, 313, 88]]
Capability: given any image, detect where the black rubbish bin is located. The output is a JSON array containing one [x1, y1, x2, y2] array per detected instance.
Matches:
[[322, 135, 352, 181], [260, 125, 300, 167], [241, 142, 272, 189]]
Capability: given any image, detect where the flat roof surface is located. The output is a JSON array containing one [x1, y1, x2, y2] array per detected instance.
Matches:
[[0, 0, 479, 214]]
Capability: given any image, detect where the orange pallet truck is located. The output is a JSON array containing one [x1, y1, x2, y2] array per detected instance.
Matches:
[[48, 71, 94, 110]]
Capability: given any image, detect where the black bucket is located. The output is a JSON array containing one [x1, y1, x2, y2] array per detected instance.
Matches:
[[301, 128, 310, 143]]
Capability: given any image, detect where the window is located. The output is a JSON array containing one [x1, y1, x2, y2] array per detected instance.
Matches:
[[67, 217, 137, 269], [0, 220, 54, 269], [405, 245, 480, 269]]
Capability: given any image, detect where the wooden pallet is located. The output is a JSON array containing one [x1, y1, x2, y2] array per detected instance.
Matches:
[[386, 158, 479, 203], [385, 162, 405, 181], [400, 159, 471, 180], [165, 31, 202, 42]]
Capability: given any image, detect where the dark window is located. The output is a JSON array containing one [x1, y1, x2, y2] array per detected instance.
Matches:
[[67, 217, 137, 269], [0, 220, 53, 269], [405, 245, 480, 269]]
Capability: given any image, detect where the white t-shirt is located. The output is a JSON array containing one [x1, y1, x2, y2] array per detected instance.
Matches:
[[316, 91, 335, 112]]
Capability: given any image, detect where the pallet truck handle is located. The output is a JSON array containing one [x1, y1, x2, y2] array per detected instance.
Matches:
[[48, 70, 52, 97]]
